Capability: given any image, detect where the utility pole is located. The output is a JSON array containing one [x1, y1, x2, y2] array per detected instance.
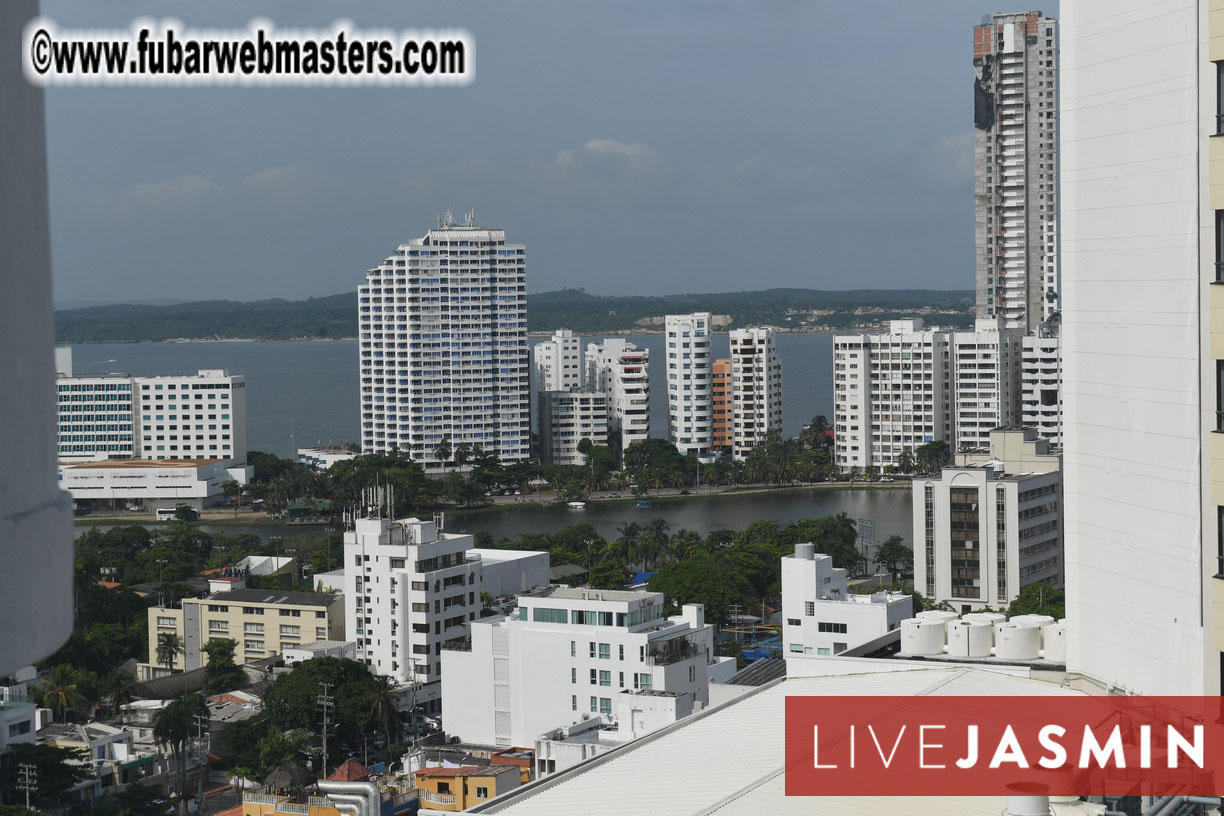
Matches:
[[17, 763, 36, 809], [317, 683, 334, 778], [194, 712, 209, 816]]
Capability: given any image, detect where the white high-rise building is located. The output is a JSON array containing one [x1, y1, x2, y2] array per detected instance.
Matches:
[[728, 327, 782, 460], [949, 320, 1023, 454], [344, 517, 482, 690], [56, 351, 247, 464], [534, 329, 583, 393], [781, 542, 912, 661], [973, 11, 1060, 332], [586, 339, 651, 455], [1020, 330, 1061, 446], [833, 320, 951, 472], [1061, 0, 1219, 697], [440, 588, 719, 748], [343, 515, 550, 700], [665, 313, 713, 456], [833, 319, 1025, 471], [537, 390, 608, 466], [358, 212, 529, 469], [913, 428, 1061, 612]]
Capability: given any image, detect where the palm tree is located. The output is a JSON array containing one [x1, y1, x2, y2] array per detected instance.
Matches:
[[897, 449, 915, 475], [615, 522, 641, 564], [642, 518, 671, 570], [368, 675, 400, 749], [154, 693, 207, 807], [157, 632, 184, 674], [433, 436, 452, 469], [453, 442, 472, 470], [106, 670, 137, 720], [37, 664, 85, 722]]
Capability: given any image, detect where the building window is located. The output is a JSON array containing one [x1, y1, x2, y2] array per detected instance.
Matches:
[[589, 669, 597, 684], [598, 643, 611, 660], [1217, 61, 1224, 135], [1217, 211, 1224, 282], [599, 670, 611, 687], [803, 601, 814, 617], [600, 697, 612, 716], [571, 695, 577, 711], [590, 696, 598, 713], [817, 622, 848, 634], [1217, 508, 1224, 578]]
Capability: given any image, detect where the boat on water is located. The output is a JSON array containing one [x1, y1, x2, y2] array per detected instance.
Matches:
[[636, 500, 652, 509], [567, 501, 587, 510]]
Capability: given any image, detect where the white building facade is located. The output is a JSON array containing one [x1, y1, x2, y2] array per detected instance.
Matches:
[[1061, 0, 1219, 696], [949, 321, 1023, 453], [913, 428, 1061, 613], [534, 329, 583, 393], [344, 517, 482, 687], [664, 313, 714, 456], [781, 543, 912, 659], [441, 589, 717, 748], [58, 458, 251, 511], [833, 320, 951, 472], [973, 11, 1060, 332], [586, 339, 651, 455], [537, 390, 608, 466], [1020, 331, 1062, 445], [728, 327, 782, 460], [56, 356, 247, 464], [358, 213, 530, 469]]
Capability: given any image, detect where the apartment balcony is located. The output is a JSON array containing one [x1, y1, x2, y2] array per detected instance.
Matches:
[[419, 792, 456, 805]]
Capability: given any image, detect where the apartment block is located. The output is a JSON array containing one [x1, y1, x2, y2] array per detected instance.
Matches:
[[55, 349, 247, 464], [973, 10, 1060, 332], [358, 212, 529, 468], [534, 329, 583, 393], [441, 588, 720, 748], [585, 339, 651, 455], [833, 319, 1024, 471], [781, 543, 912, 660], [833, 320, 951, 472], [1020, 331, 1062, 445], [913, 428, 1061, 612], [140, 583, 343, 680], [728, 327, 783, 460], [537, 390, 608, 466], [664, 313, 714, 456]]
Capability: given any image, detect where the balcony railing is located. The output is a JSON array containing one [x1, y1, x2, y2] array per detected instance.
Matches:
[[440, 638, 472, 652], [419, 791, 456, 805], [647, 638, 700, 666]]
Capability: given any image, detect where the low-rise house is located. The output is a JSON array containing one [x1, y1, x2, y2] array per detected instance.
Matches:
[[412, 765, 522, 811]]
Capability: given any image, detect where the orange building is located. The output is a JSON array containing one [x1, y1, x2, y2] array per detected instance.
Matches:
[[413, 765, 522, 811], [712, 358, 732, 453]]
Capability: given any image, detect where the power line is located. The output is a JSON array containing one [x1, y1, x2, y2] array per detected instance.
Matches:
[[17, 762, 37, 810]]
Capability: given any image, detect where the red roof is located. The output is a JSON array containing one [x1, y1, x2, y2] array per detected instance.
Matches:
[[327, 759, 371, 782], [97, 580, 122, 590], [215, 806, 243, 816], [414, 766, 512, 779]]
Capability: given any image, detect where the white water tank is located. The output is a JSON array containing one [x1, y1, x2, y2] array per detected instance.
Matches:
[[995, 622, 1041, 660], [962, 611, 1006, 626], [794, 542, 814, 560], [1010, 615, 1056, 649], [1042, 623, 1067, 662], [900, 619, 945, 656], [946, 619, 993, 657], [915, 609, 959, 625]]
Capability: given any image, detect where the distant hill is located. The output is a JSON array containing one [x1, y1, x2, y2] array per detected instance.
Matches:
[[53, 288, 974, 343]]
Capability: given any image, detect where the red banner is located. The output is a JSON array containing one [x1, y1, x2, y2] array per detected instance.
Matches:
[[785, 696, 1224, 796]]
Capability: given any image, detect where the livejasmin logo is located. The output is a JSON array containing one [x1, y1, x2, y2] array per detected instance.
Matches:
[[784, 696, 1224, 796]]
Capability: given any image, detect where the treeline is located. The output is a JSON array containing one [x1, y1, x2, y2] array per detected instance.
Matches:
[[54, 287, 972, 342]]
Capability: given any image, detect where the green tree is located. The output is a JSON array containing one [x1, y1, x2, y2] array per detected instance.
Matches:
[[433, 436, 452, 468], [873, 535, 913, 583], [34, 664, 85, 722], [156, 632, 183, 674], [1006, 583, 1065, 619], [105, 669, 137, 719], [0, 744, 91, 804], [153, 693, 208, 805], [173, 505, 197, 522], [222, 480, 243, 516], [368, 675, 400, 749], [897, 449, 915, 475], [261, 657, 378, 741], [203, 638, 247, 694], [647, 554, 754, 624], [915, 440, 951, 474], [588, 560, 627, 590]]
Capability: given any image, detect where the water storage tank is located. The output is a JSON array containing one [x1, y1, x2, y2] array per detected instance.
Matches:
[[946, 619, 993, 657], [995, 622, 1041, 660], [1042, 623, 1067, 662], [900, 619, 945, 656], [962, 612, 1006, 626], [794, 542, 814, 560], [916, 610, 959, 625], [1011, 614, 1056, 629]]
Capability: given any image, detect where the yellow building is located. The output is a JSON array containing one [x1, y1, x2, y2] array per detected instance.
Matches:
[[412, 766, 522, 811], [139, 583, 343, 680]]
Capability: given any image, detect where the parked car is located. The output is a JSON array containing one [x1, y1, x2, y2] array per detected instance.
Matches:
[[607, 492, 622, 498], [126, 503, 145, 512]]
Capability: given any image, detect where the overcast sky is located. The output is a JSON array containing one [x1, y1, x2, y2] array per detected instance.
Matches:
[[43, 1, 1054, 305]]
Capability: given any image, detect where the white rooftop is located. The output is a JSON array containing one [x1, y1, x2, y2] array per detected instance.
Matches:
[[472, 668, 1087, 816]]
